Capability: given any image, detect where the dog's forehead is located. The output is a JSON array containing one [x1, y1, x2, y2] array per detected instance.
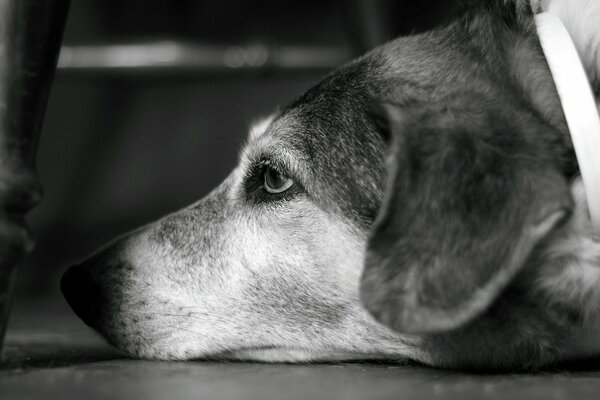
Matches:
[[243, 58, 389, 226], [240, 30, 489, 226]]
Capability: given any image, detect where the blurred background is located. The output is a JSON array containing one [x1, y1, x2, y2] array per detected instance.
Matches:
[[18, 0, 460, 298]]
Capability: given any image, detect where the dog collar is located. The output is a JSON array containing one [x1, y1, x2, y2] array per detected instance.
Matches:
[[535, 12, 600, 238]]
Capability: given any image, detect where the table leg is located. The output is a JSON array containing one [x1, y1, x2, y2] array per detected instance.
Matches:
[[0, 0, 70, 356]]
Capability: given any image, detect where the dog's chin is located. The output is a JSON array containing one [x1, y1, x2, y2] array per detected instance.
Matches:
[[103, 335, 397, 363], [214, 347, 324, 363], [215, 347, 401, 363]]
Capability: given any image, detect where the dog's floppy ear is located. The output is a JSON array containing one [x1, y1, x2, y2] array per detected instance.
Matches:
[[360, 101, 573, 333]]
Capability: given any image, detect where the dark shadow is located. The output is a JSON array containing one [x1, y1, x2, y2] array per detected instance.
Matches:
[[0, 347, 125, 372]]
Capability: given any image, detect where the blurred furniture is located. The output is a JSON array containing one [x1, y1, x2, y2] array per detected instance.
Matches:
[[0, 0, 69, 355]]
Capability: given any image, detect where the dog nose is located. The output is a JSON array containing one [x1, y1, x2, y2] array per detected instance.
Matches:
[[60, 265, 103, 328]]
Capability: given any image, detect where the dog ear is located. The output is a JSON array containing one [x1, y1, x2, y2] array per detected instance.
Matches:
[[360, 101, 573, 333]]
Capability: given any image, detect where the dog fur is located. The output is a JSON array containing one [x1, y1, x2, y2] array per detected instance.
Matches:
[[61, 0, 600, 370]]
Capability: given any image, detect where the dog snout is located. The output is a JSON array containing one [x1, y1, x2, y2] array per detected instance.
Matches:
[[61, 264, 104, 328]]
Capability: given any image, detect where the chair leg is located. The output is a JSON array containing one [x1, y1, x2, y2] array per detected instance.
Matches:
[[0, 0, 70, 356]]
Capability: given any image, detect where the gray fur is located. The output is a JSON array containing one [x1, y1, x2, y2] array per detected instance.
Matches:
[[61, 0, 600, 370]]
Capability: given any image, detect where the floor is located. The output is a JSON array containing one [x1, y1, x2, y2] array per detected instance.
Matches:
[[2, 297, 600, 400]]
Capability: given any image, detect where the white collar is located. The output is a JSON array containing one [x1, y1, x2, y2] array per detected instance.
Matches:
[[535, 12, 600, 239]]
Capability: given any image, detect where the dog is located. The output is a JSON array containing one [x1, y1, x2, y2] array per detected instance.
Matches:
[[61, 0, 600, 370]]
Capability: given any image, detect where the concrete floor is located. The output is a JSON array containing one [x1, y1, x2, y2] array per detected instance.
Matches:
[[2, 297, 600, 400]]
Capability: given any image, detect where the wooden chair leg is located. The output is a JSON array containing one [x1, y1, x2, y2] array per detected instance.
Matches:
[[0, 0, 70, 356]]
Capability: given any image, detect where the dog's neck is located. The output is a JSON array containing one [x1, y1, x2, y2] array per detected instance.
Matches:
[[535, 9, 600, 238]]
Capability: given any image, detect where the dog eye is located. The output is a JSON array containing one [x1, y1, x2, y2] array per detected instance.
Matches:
[[263, 166, 293, 194]]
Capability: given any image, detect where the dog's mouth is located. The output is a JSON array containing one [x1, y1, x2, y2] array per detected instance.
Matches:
[[210, 346, 398, 363], [203, 345, 281, 361]]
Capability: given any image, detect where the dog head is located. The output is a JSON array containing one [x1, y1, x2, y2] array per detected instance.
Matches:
[[61, 58, 419, 362], [61, 0, 600, 369]]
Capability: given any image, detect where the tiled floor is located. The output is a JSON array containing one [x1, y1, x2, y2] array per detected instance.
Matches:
[[2, 296, 600, 400]]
